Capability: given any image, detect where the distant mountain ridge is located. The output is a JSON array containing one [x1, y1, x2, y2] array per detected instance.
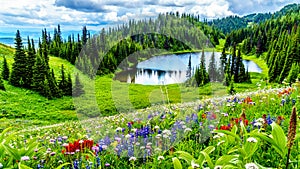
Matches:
[[208, 3, 300, 34]]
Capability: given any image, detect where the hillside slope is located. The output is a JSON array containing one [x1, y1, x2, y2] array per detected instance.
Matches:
[[0, 43, 77, 126]]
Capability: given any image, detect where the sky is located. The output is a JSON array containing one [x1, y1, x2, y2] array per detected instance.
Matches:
[[0, 0, 299, 33]]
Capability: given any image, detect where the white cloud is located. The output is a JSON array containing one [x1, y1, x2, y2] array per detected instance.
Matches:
[[0, 0, 298, 32]]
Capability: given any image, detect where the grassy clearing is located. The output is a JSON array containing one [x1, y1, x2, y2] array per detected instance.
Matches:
[[0, 43, 273, 124]]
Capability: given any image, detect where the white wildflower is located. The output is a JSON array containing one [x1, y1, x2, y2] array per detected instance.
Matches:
[[21, 156, 30, 161], [129, 156, 137, 162], [247, 137, 258, 143], [184, 128, 192, 133], [157, 156, 165, 161], [245, 163, 259, 169], [191, 160, 200, 168]]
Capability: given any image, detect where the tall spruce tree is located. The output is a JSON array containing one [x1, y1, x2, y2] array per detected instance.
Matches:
[[32, 55, 47, 93], [2, 56, 9, 80], [208, 51, 217, 81], [10, 30, 27, 87], [24, 37, 36, 88], [65, 73, 72, 96], [0, 75, 5, 91], [73, 73, 84, 97], [58, 64, 68, 95]]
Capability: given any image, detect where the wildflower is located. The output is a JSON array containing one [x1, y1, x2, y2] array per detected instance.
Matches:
[[247, 137, 258, 143], [129, 156, 137, 162], [21, 156, 30, 161], [62, 143, 69, 147], [217, 140, 225, 146], [191, 160, 200, 168], [162, 129, 171, 135], [79, 140, 84, 144], [245, 163, 259, 169], [155, 134, 162, 139], [116, 127, 122, 132], [254, 122, 262, 127], [157, 156, 165, 161], [184, 128, 192, 133], [214, 166, 222, 169], [105, 163, 110, 167], [62, 136, 68, 140], [0, 163, 3, 168], [50, 152, 56, 156], [287, 107, 297, 149], [213, 135, 220, 139]]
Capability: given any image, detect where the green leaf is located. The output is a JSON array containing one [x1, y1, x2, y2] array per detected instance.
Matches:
[[251, 131, 284, 158], [270, 122, 287, 156], [18, 163, 33, 169], [197, 146, 215, 165], [215, 130, 240, 141], [243, 140, 259, 159], [172, 157, 183, 169], [215, 155, 239, 166], [175, 151, 195, 164], [295, 134, 300, 142], [55, 163, 71, 169], [200, 151, 214, 169]]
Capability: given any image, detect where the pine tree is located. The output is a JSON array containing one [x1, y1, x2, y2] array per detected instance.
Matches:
[[287, 63, 300, 84], [65, 73, 72, 96], [46, 70, 62, 98], [227, 75, 235, 95], [58, 64, 67, 94], [10, 30, 27, 87], [208, 51, 217, 81], [0, 75, 5, 91], [2, 56, 9, 80], [186, 54, 192, 78], [24, 37, 36, 88], [73, 73, 84, 97], [32, 55, 47, 92]]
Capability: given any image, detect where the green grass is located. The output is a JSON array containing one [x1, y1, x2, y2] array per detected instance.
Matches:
[[0, 43, 273, 123]]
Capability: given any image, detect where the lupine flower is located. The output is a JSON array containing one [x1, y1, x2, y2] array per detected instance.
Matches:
[[245, 163, 259, 169]]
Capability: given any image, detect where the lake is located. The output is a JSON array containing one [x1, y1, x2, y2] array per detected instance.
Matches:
[[115, 52, 262, 85]]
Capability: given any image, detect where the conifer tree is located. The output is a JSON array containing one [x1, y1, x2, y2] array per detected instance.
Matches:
[[73, 73, 84, 97], [287, 63, 300, 84], [32, 55, 47, 93], [2, 56, 9, 80], [24, 37, 36, 88], [65, 73, 73, 96], [58, 64, 67, 94], [208, 51, 217, 81], [10, 30, 27, 87], [0, 75, 5, 91]]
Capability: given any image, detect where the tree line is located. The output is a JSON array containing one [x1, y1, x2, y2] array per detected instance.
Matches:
[[224, 9, 300, 83], [0, 30, 84, 98]]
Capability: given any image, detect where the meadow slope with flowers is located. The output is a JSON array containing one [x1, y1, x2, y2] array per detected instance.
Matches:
[[0, 82, 299, 169]]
